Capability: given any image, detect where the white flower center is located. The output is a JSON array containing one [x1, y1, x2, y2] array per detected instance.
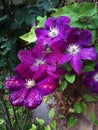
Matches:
[[48, 28, 59, 38], [25, 79, 35, 88], [67, 44, 80, 55], [33, 59, 46, 67], [93, 73, 98, 82]]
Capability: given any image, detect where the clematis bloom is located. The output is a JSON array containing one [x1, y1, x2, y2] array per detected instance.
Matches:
[[57, 29, 97, 74], [35, 16, 71, 43], [5, 64, 59, 109], [84, 64, 98, 93]]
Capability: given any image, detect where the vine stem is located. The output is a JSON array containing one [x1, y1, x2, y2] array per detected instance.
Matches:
[[0, 90, 12, 130]]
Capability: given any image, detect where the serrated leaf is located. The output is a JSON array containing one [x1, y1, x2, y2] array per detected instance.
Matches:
[[49, 108, 55, 118], [67, 116, 78, 128], [80, 102, 87, 114], [90, 112, 96, 123], [82, 94, 97, 102], [65, 74, 75, 84], [45, 125, 51, 130], [50, 121, 56, 130], [74, 102, 81, 114], [36, 118, 45, 125]]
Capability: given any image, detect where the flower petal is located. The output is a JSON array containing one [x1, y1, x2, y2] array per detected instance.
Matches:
[[35, 28, 48, 39], [32, 40, 46, 58], [18, 50, 35, 65], [37, 77, 58, 95], [33, 64, 47, 82], [58, 53, 72, 65], [80, 47, 97, 60], [5, 76, 25, 91], [78, 30, 92, 47], [24, 88, 43, 109], [10, 88, 29, 107], [45, 17, 56, 29], [70, 55, 82, 74], [14, 63, 34, 79], [56, 16, 70, 26], [45, 51, 62, 64]]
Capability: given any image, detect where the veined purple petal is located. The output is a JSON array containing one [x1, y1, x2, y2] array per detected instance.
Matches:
[[80, 47, 97, 60], [24, 88, 43, 109], [78, 30, 92, 47], [10, 88, 29, 107], [18, 50, 35, 65], [59, 26, 71, 40], [37, 77, 57, 95], [32, 40, 46, 58], [5, 76, 25, 91], [35, 28, 48, 39], [70, 55, 82, 75], [56, 16, 70, 27], [58, 53, 72, 65], [45, 52, 62, 64], [33, 64, 47, 82], [14, 64, 34, 79], [45, 17, 56, 29], [50, 39, 67, 52]]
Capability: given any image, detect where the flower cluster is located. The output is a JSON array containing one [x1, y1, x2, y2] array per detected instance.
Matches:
[[5, 16, 97, 109]]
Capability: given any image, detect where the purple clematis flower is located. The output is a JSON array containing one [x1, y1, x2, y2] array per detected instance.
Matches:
[[5, 63, 59, 109], [18, 40, 62, 76], [35, 16, 71, 43], [84, 64, 98, 93], [56, 29, 97, 74]]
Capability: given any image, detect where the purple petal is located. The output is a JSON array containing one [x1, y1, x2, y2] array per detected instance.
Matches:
[[56, 16, 70, 26], [80, 47, 97, 60], [33, 64, 47, 82], [59, 26, 71, 39], [45, 17, 56, 29], [58, 53, 72, 65], [5, 76, 25, 91], [10, 88, 29, 107], [70, 55, 82, 75], [32, 40, 46, 58], [45, 52, 62, 64], [14, 63, 34, 79], [35, 28, 48, 39], [50, 38, 67, 52], [37, 77, 58, 95], [18, 50, 35, 65], [24, 88, 43, 109], [78, 30, 92, 47]]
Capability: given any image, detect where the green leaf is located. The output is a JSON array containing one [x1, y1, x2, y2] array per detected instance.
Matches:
[[74, 102, 81, 114], [82, 94, 97, 102], [59, 81, 67, 91], [20, 26, 37, 43], [49, 108, 55, 118], [90, 112, 96, 123], [36, 118, 45, 125], [79, 3, 97, 18], [65, 74, 75, 84], [95, 43, 98, 52], [0, 15, 8, 22], [0, 118, 5, 125], [45, 125, 51, 130], [29, 124, 37, 130], [82, 64, 95, 72], [80, 102, 87, 114], [36, 16, 46, 27], [50, 121, 56, 130], [67, 116, 78, 128]]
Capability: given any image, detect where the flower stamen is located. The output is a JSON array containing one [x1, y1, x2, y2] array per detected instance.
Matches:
[[67, 44, 80, 55], [48, 27, 59, 38], [93, 73, 98, 82], [25, 79, 35, 88]]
